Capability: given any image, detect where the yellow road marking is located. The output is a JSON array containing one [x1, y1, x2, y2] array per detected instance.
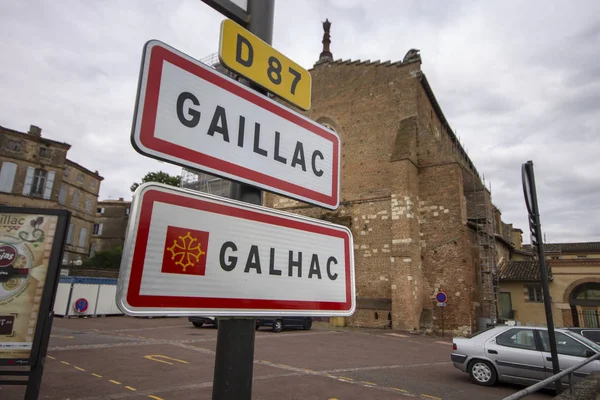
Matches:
[[92, 373, 103, 378], [421, 395, 441, 400], [125, 386, 137, 391], [74, 366, 86, 371], [148, 396, 164, 400], [435, 341, 452, 346], [47, 355, 55, 360], [50, 335, 74, 339], [60, 361, 70, 365], [109, 380, 121, 385], [361, 381, 377, 385], [386, 333, 409, 338], [339, 376, 353, 381], [393, 388, 409, 393], [144, 355, 189, 365]]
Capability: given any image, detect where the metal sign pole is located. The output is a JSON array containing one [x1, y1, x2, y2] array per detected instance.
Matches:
[[522, 161, 561, 394], [212, 1, 274, 399], [441, 307, 444, 339]]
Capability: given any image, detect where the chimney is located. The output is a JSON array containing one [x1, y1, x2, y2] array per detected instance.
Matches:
[[318, 18, 333, 63], [119, 197, 124, 201], [28, 125, 42, 137]]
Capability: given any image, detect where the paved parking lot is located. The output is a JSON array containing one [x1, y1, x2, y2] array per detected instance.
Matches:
[[0, 316, 551, 400]]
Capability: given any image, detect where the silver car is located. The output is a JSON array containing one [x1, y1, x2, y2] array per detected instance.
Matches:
[[451, 325, 600, 387]]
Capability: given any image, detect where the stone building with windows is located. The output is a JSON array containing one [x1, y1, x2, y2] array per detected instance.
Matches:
[[498, 242, 600, 328], [90, 198, 131, 256], [258, 21, 525, 335], [0, 124, 103, 264]]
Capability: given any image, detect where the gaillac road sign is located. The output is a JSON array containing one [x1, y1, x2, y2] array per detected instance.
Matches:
[[116, 183, 355, 317], [130, 40, 339, 210], [219, 19, 312, 110]]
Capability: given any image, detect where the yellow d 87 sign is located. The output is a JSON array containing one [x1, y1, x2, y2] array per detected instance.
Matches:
[[219, 19, 312, 110]]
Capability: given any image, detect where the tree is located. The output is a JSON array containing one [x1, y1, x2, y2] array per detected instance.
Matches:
[[83, 247, 123, 269], [131, 171, 181, 192]]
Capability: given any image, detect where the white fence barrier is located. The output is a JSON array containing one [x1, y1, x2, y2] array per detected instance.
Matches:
[[53, 277, 123, 317]]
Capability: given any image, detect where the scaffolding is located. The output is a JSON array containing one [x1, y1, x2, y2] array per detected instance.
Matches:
[[180, 168, 232, 198], [472, 177, 499, 322]]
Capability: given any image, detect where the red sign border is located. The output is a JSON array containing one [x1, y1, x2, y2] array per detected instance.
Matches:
[[125, 187, 353, 313], [134, 41, 340, 210]]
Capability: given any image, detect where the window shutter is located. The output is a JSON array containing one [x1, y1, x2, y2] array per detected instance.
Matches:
[[66, 223, 74, 244], [98, 223, 103, 235], [0, 162, 17, 193], [22, 166, 35, 195], [78, 227, 88, 248], [43, 171, 56, 199], [58, 184, 67, 204]]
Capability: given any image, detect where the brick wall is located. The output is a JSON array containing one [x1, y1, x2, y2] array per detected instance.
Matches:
[[265, 57, 513, 334]]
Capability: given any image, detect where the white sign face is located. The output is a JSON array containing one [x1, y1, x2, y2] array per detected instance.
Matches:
[[131, 40, 340, 210], [116, 183, 355, 317]]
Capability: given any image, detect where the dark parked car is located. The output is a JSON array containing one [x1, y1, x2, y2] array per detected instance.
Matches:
[[565, 327, 600, 344], [189, 316, 218, 328], [255, 316, 312, 333]]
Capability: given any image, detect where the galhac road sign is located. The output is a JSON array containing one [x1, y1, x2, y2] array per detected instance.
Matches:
[[219, 19, 312, 110], [130, 40, 340, 210], [116, 183, 355, 317]]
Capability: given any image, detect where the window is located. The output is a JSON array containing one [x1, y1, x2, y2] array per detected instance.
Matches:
[[577, 255, 588, 259], [93, 223, 103, 235], [58, 184, 67, 205], [66, 223, 74, 245], [23, 167, 48, 197], [539, 331, 591, 358], [78, 227, 88, 248], [6, 140, 22, 152], [38, 147, 51, 158], [77, 173, 84, 183], [90, 179, 96, 188], [72, 190, 80, 209], [527, 285, 543, 302], [89, 242, 97, 258], [126, 207, 130, 215], [551, 256, 560, 260], [0, 162, 17, 193], [496, 328, 537, 351], [97, 207, 105, 214], [64, 167, 70, 177], [84, 196, 93, 213]]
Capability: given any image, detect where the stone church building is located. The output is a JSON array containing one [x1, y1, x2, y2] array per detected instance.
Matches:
[[262, 20, 522, 335]]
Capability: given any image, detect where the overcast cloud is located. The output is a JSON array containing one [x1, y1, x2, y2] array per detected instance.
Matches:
[[1, 0, 598, 243]]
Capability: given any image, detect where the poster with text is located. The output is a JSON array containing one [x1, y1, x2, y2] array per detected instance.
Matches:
[[0, 212, 59, 360]]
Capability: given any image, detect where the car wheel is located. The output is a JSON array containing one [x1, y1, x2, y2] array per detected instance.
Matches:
[[273, 319, 283, 333], [468, 359, 497, 386], [192, 321, 203, 328], [303, 319, 312, 330]]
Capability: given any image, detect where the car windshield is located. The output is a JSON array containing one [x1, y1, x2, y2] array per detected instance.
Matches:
[[565, 331, 600, 353]]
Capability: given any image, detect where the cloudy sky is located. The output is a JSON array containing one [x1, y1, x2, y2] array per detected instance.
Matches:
[[1, 0, 599, 243]]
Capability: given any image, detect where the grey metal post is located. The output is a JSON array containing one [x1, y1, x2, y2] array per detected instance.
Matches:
[[522, 161, 561, 394], [212, 1, 274, 399]]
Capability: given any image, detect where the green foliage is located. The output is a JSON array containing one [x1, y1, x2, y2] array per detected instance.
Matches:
[[83, 247, 123, 269], [131, 171, 181, 192]]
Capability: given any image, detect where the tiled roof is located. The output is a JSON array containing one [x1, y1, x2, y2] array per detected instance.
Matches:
[[0, 125, 71, 148], [498, 260, 541, 282], [522, 242, 600, 253]]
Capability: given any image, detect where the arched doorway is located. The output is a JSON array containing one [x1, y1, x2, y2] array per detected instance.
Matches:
[[569, 282, 600, 327]]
